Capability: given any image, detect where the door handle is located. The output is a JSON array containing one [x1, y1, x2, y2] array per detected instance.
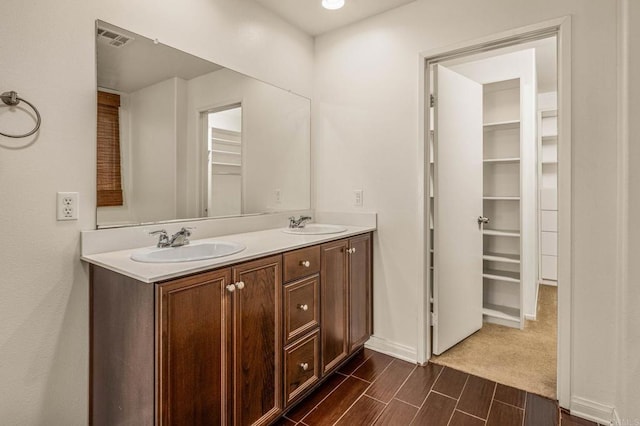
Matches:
[[477, 216, 490, 225]]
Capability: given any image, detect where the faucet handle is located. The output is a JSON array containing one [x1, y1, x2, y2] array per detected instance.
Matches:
[[149, 229, 169, 247], [178, 227, 193, 236]]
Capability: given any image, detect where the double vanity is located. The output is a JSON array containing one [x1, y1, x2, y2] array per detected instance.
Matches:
[[88, 19, 375, 425], [83, 220, 375, 425]]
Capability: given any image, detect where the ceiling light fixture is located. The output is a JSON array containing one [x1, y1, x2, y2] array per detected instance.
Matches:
[[322, 0, 345, 10]]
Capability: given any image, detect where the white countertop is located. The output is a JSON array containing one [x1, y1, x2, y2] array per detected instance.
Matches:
[[81, 225, 375, 283]]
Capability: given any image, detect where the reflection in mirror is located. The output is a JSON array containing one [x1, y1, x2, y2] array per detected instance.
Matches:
[[95, 21, 310, 228], [207, 105, 243, 217]]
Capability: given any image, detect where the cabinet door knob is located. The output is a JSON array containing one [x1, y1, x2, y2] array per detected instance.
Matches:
[[300, 260, 311, 267], [347, 248, 356, 254], [352, 247, 357, 254], [235, 281, 245, 290], [226, 284, 236, 293], [297, 304, 309, 311], [299, 362, 309, 371]]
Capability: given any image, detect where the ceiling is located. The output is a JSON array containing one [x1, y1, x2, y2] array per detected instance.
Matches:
[[253, 0, 417, 36], [97, 22, 222, 93]]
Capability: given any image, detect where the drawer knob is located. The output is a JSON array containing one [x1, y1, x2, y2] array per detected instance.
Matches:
[[297, 304, 309, 312], [226, 284, 236, 293], [300, 362, 309, 371], [300, 260, 311, 267], [235, 281, 245, 290]]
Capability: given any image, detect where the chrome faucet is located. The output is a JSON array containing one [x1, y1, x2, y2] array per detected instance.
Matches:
[[288, 215, 312, 229], [150, 227, 193, 248], [168, 227, 192, 247]]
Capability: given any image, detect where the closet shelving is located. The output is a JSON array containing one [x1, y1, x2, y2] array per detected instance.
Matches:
[[208, 126, 242, 217], [210, 128, 242, 175], [483, 120, 520, 131], [482, 252, 520, 263], [483, 196, 520, 201], [482, 157, 520, 163], [481, 78, 524, 328], [482, 228, 520, 237], [539, 103, 558, 284]]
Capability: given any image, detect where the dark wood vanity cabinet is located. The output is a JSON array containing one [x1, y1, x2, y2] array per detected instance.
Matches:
[[282, 246, 321, 407], [92, 255, 282, 426], [347, 233, 373, 353], [320, 233, 373, 374], [230, 256, 283, 426], [158, 255, 283, 426], [320, 239, 350, 373], [90, 232, 371, 425], [157, 269, 233, 425]]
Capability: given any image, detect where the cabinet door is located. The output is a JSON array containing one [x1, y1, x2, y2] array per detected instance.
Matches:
[[348, 234, 372, 353], [321, 239, 349, 374], [232, 255, 283, 426], [157, 269, 233, 426]]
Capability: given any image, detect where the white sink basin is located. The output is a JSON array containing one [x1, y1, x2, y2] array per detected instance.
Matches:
[[282, 224, 347, 235], [131, 241, 246, 263]]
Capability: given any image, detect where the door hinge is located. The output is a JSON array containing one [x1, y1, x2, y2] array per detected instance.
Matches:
[[430, 94, 436, 108], [430, 312, 437, 326]]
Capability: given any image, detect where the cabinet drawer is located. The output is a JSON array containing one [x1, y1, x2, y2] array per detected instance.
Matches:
[[284, 275, 319, 345], [283, 246, 320, 282], [284, 331, 320, 406]]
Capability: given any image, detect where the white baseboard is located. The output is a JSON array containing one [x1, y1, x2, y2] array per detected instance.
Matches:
[[525, 314, 537, 321], [571, 396, 615, 425], [364, 335, 417, 364]]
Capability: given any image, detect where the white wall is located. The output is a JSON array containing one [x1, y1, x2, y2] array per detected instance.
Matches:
[[617, 0, 640, 421], [129, 78, 180, 223], [314, 0, 619, 412], [0, 1, 313, 424], [186, 68, 311, 217]]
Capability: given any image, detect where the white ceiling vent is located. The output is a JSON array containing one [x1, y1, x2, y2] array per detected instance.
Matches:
[[97, 27, 134, 48]]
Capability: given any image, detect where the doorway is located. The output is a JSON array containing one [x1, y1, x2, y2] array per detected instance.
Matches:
[[422, 18, 571, 407], [201, 104, 243, 217]]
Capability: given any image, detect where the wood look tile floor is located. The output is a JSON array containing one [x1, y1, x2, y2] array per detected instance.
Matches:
[[276, 349, 603, 426]]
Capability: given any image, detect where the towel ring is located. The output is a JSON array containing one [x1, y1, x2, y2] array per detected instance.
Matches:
[[0, 91, 42, 138]]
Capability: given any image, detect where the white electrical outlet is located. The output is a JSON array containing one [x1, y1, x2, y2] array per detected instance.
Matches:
[[354, 190, 363, 207], [57, 192, 79, 221], [275, 189, 282, 203]]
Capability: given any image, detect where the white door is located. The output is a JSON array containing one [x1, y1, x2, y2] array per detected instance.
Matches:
[[432, 64, 484, 355]]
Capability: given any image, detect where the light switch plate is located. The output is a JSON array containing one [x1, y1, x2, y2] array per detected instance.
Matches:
[[354, 190, 363, 207]]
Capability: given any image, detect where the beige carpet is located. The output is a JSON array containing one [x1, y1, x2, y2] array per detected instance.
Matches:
[[431, 285, 557, 399]]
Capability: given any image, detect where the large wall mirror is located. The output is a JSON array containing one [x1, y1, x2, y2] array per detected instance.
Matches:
[[95, 20, 311, 228]]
